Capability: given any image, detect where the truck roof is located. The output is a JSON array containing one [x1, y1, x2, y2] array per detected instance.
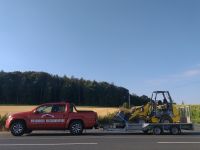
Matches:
[[39, 102, 69, 105]]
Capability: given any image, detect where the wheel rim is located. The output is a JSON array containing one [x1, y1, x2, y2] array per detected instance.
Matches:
[[71, 123, 82, 134], [12, 123, 23, 134], [171, 127, 179, 135], [154, 127, 161, 135]]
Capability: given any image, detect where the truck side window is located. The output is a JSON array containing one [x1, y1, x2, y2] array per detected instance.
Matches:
[[36, 105, 52, 114], [51, 104, 66, 113]]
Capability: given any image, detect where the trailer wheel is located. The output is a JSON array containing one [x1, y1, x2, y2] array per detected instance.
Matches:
[[10, 121, 25, 136], [69, 120, 83, 135], [153, 126, 162, 135], [170, 126, 180, 135]]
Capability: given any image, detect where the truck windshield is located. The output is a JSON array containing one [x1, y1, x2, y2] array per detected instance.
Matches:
[[36, 105, 52, 113], [36, 104, 66, 113]]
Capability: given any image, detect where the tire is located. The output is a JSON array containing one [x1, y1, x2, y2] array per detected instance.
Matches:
[[69, 120, 83, 135], [10, 121, 25, 136], [153, 126, 163, 135], [160, 115, 173, 123], [170, 126, 180, 135]]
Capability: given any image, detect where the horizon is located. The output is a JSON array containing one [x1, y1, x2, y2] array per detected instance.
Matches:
[[1, 0, 200, 104]]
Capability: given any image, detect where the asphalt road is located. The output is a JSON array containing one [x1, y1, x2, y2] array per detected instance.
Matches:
[[0, 131, 200, 150]]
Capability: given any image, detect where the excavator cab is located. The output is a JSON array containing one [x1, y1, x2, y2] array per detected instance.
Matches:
[[115, 91, 181, 124], [149, 91, 180, 123]]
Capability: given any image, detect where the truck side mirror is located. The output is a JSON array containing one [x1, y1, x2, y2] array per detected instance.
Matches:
[[33, 110, 39, 114]]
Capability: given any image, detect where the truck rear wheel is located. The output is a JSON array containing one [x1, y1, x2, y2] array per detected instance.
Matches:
[[10, 121, 25, 136], [69, 120, 83, 135]]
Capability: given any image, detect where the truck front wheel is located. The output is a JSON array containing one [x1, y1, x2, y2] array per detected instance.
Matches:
[[10, 121, 25, 136], [69, 120, 83, 135]]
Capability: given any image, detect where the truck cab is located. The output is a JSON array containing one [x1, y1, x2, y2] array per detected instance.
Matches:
[[6, 102, 98, 136]]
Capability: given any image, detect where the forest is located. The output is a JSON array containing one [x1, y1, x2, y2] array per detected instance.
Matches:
[[0, 71, 149, 106]]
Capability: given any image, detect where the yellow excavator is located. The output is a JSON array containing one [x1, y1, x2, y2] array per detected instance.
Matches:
[[129, 91, 180, 123], [107, 91, 192, 134]]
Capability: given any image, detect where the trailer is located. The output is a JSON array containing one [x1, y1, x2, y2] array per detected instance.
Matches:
[[103, 106, 194, 135], [103, 122, 193, 135]]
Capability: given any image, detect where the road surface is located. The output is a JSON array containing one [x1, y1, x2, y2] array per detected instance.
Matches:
[[0, 131, 200, 150]]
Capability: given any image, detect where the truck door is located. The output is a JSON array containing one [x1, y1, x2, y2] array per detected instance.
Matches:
[[28, 104, 53, 129], [45, 104, 67, 129]]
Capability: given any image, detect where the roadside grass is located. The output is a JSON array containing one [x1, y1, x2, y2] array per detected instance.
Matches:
[[0, 114, 8, 131], [190, 105, 200, 124], [0, 106, 36, 117], [98, 112, 117, 127]]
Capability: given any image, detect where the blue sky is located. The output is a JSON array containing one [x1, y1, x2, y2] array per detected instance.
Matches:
[[0, 0, 200, 104]]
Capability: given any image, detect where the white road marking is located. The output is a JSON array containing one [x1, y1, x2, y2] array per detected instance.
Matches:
[[158, 142, 200, 144], [0, 143, 98, 146]]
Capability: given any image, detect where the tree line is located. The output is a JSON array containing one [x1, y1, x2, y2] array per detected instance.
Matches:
[[0, 71, 150, 106]]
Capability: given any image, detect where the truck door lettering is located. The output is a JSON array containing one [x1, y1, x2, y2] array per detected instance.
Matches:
[[46, 119, 65, 123], [31, 119, 45, 123]]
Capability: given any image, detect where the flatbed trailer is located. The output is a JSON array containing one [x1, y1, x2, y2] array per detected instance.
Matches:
[[142, 123, 194, 135], [103, 122, 194, 135]]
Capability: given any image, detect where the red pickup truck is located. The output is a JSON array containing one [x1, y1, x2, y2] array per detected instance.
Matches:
[[5, 102, 98, 136]]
